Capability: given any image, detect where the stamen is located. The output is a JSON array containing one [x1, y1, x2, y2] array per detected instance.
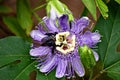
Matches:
[[55, 31, 76, 54]]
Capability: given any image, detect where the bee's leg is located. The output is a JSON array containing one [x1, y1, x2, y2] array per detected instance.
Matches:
[[52, 46, 55, 54]]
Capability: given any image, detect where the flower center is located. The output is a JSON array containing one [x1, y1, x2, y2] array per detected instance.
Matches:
[[55, 31, 76, 54]]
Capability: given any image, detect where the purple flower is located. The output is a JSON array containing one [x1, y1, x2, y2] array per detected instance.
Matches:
[[30, 15, 101, 78]]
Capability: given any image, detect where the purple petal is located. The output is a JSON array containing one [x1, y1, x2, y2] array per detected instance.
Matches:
[[79, 31, 100, 47], [71, 17, 89, 33], [56, 58, 67, 78], [72, 56, 85, 77], [40, 55, 57, 72], [37, 24, 46, 34], [30, 46, 51, 56], [92, 50, 99, 61], [79, 31, 92, 46], [58, 15, 70, 31], [43, 17, 59, 32], [91, 31, 101, 44], [65, 61, 72, 78], [30, 30, 46, 41], [37, 53, 52, 67]]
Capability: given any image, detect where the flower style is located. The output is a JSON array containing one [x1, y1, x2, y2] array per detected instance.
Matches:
[[30, 14, 101, 78]]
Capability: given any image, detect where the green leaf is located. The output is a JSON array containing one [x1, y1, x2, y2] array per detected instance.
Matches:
[[36, 70, 65, 80], [0, 36, 65, 80], [3, 16, 26, 37], [95, 0, 109, 19], [0, 36, 35, 80], [0, 5, 12, 13], [115, 0, 120, 4], [82, 0, 96, 20], [16, 0, 33, 35], [94, 0, 120, 79]]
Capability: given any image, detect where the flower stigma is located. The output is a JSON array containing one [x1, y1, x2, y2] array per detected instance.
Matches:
[[55, 31, 76, 54]]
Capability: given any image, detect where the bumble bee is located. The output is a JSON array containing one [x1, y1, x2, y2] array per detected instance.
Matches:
[[40, 32, 62, 53]]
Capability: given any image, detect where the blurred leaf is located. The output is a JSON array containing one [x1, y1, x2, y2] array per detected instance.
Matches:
[[115, 0, 120, 4], [3, 16, 26, 37], [82, 0, 96, 20], [95, 0, 109, 19], [94, 0, 120, 79], [0, 36, 36, 80], [16, 0, 33, 35], [0, 5, 12, 13]]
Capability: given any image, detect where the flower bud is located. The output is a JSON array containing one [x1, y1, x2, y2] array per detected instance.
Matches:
[[46, 0, 74, 21], [78, 45, 96, 69]]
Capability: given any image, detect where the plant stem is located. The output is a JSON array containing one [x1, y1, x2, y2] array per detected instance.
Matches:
[[33, 12, 42, 22], [92, 70, 104, 80], [33, 4, 46, 12], [89, 70, 93, 80], [93, 73, 101, 80]]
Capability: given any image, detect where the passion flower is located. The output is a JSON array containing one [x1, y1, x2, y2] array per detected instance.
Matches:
[[30, 14, 100, 78]]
